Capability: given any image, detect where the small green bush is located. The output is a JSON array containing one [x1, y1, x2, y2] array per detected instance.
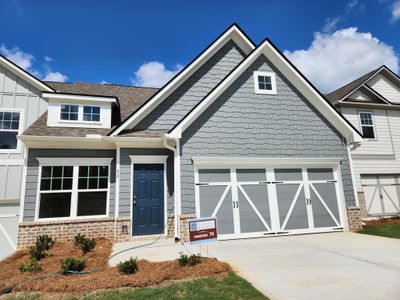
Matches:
[[28, 234, 55, 260], [188, 254, 201, 266], [18, 259, 42, 273], [60, 257, 86, 274], [178, 252, 189, 267], [118, 257, 138, 275], [74, 233, 96, 255], [178, 252, 201, 267]]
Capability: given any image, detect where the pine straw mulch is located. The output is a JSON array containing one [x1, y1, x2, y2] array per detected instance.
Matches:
[[363, 216, 400, 226], [0, 238, 231, 294]]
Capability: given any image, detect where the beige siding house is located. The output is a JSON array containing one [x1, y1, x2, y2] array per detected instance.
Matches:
[[327, 66, 400, 217]]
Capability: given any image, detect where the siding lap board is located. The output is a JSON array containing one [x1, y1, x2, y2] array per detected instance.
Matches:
[[135, 40, 246, 131], [180, 55, 355, 214]]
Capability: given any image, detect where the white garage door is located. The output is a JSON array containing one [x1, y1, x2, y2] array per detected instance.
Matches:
[[0, 203, 19, 261], [361, 175, 400, 216], [196, 167, 344, 239]]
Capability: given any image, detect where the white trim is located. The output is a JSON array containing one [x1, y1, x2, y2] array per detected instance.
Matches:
[[42, 92, 117, 103], [129, 155, 168, 164], [130, 155, 168, 237], [253, 71, 277, 94], [35, 161, 112, 221], [0, 56, 54, 92], [347, 146, 359, 206], [169, 39, 362, 144], [336, 164, 350, 232], [0, 159, 24, 166], [115, 147, 120, 218], [192, 157, 342, 167], [36, 157, 113, 165], [111, 25, 255, 136], [0, 108, 24, 154], [19, 150, 28, 222]]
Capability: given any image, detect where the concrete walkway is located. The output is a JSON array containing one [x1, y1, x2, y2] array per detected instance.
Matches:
[[110, 233, 400, 300]]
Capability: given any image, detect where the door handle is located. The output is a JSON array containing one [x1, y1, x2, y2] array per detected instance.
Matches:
[[133, 195, 137, 206], [232, 201, 239, 208]]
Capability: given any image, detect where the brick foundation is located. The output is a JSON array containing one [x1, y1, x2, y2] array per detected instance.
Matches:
[[346, 206, 362, 232], [358, 191, 368, 218]]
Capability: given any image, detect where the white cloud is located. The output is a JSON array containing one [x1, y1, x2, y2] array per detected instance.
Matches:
[[322, 0, 364, 33], [0, 44, 34, 70], [44, 56, 54, 62], [0, 44, 68, 82], [43, 71, 68, 82], [322, 17, 342, 33], [284, 27, 399, 93], [130, 61, 183, 88], [392, 0, 400, 21], [100, 80, 109, 84]]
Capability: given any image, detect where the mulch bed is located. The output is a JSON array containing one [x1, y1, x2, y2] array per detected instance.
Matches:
[[363, 216, 400, 226], [0, 238, 231, 294]]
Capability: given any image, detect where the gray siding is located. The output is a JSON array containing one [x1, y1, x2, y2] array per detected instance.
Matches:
[[135, 40, 246, 131], [23, 149, 116, 222], [0, 65, 48, 201], [119, 148, 174, 217], [180, 55, 356, 214]]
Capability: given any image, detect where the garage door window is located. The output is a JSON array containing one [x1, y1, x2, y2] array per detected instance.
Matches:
[[359, 112, 375, 139], [38, 164, 109, 220]]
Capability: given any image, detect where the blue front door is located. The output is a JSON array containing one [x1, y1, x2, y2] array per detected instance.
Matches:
[[133, 164, 165, 236]]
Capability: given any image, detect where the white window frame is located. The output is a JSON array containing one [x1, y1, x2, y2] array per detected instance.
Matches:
[[253, 71, 277, 95], [129, 155, 169, 237], [35, 157, 113, 221], [358, 111, 376, 140], [0, 108, 24, 154], [83, 105, 101, 122], [59, 104, 102, 125]]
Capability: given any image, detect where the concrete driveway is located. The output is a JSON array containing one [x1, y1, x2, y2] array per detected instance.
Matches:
[[111, 233, 400, 300]]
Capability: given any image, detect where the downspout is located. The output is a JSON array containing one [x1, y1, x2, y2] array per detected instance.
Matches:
[[114, 147, 120, 240], [163, 135, 181, 241]]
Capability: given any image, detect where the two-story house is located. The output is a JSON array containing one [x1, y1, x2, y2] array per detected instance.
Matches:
[[327, 66, 400, 217], [0, 25, 364, 254]]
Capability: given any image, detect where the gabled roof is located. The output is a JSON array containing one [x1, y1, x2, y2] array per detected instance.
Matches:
[[326, 65, 400, 104], [0, 55, 55, 92], [109, 23, 256, 136], [168, 38, 363, 144]]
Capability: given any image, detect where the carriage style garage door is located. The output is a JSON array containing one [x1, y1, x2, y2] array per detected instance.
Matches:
[[361, 174, 400, 216], [0, 203, 19, 260], [196, 167, 344, 239]]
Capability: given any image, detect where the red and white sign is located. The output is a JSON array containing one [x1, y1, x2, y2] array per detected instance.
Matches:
[[188, 217, 218, 245]]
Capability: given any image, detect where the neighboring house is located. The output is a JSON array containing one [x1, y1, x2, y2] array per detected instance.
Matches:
[[0, 57, 51, 259], [7, 24, 363, 248], [327, 66, 400, 217]]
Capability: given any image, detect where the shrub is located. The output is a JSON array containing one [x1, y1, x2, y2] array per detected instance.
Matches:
[[18, 259, 42, 273], [60, 257, 86, 274], [178, 252, 201, 267], [188, 254, 201, 266], [118, 257, 138, 275], [74, 233, 96, 255], [28, 234, 55, 260]]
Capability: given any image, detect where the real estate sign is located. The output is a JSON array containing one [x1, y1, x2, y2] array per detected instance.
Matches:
[[188, 217, 218, 245]]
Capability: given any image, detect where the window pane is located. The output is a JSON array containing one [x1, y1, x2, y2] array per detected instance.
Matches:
[[63, 178, 73, 190], [99, 166, 108, 176], [360, 113, 373, 125], [53, 166, 63, 178], [79, 166, 88, 177], [51, 178, 62, 190], [70, 105, 79, 113], [60, 113, 69, 120], [89, 178, 98, 189], [89, 166, 98, 176], [77, 191, 107, 216], [3, 112, 11, 121], [39, 193, 71, 218], [12, 113, 19, 121], [70, 113, 78, 121], [92, 107, 100, 114], [3, 121, 11, 129], [0, 131, 18, 149], [41, 167, 52, 178], [99, 178, 108, 189], [92, 114, 100, 122], [64, 166, 73, 178], [40, 179, 51, 191], [362, 126, 375, 138], [83, 113, 91, 121], [258, 75, 272, 91], [78, 178, 88, 189]]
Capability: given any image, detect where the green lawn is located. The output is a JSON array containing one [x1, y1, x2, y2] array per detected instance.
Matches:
[[359, 224, 400, 239], [5, 272, 267, 300]]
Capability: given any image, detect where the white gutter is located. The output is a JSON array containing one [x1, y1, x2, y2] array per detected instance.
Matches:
[[163, 134, 181, 241]]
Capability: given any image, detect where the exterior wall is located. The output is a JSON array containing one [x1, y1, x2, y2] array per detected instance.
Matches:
[[367, 73, 400, 104], [0, 65, 48, 201], [119, 148, 174, 217], [180, 55, 356, 214], [23, 149, 116, 222], [340, 107, 400, 190], [346, 206, 362, 232], [135, 40, 246, 131], [348, 90, 371, 101]]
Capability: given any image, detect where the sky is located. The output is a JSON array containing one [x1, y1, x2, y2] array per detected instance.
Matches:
[[0, 0, 399, 93]]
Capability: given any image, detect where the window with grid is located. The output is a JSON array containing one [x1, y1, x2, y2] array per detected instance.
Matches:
[[258, 75, 272, 91], [60, 105, 79, 121], [0, 111, 20, 150], [83, 106, 100, 122], [38, 165, 109, 219], [359, 112, 375, 139]]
